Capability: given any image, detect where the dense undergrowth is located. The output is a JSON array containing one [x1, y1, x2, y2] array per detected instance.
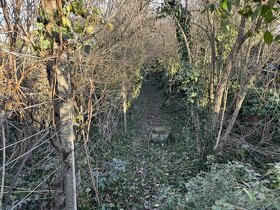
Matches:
[[78, 75, 280, 210], [79, 78, 205, 209], [1, 0, 279, 209]]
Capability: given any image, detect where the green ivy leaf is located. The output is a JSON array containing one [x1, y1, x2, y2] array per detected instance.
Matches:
[[74, 25, 84, 34], [273, 201, 280, 210], [40, 39, 52, 49], [85, 26, 94, 35], [238, 5, 253, 17], [261, 5, 275, 23], [35, 22, 45, 30], [243, 188, 257, 203], [209, 4, 216, 13], [261, 4, 270, 16], [65, 4, 72, 13], [62, 16, 71, 28], [71, 0, 84, 16], [221, 19, 230, 32], [264, 31, 273, 45], [274, 35, 280, 42], [251, 5, 262, 20], [221, 0, 228, 11]]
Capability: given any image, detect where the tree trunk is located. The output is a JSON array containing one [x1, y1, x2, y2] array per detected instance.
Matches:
[[209, 15, 216, 104], [0, 116, 5, 209], [42, 0, 77, 207], [213, 83, 228, 152], [220, 72, 259, 149], [166, 1, 192, 65], [213, 17, 247, 125], [219, 41, 273, 150], [122, 84, 128, 133], [54, 53, 77, 210]]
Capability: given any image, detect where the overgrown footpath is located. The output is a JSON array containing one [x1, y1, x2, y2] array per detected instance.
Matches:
[[80, 75, 203, 209], [81, 75, 280, 210]]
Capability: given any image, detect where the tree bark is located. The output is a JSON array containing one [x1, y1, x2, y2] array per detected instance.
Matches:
[[213, 83, 228, 152], [42, 0, 77, 207], [208, 11, 216, 103], [122, 84, 128, 133], [0, 116, 5, 209], [220, 67, 261, 149], [54, 54, 77, 210], [165, 1, 192, 65], [213, 17, 247, 125]]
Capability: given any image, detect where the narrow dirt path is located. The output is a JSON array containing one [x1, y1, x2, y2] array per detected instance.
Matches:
[[132, 77, 170, 141], [127, 77, 171, 209], [101, 75, 199, 209]]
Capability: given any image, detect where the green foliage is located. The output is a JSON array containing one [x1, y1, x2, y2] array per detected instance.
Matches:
[[164, 58, 181, 78], [169, 65, 209, 108], [158, 162, 280, 210], [266, 163, 280, 189], [227, 85, 280, 142], [241, 87, 279, 118], [94, 158, 127, 191], [40, 38, 52, 49], [264, 30, 274, 45], [34, 0, 101, 52], [79, 158, 127, 209], [174, 66, 200, 104], [157, 1, 191, 64], [186, 162, 280, 209], [157, 186, 187, 209], [127, 68, 144, 108], [206, 0, 279, 44]]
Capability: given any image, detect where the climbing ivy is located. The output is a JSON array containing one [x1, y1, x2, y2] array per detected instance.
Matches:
[[158, 0, 192, 65], [206, 0, 280, 45], [34, 0, 102, 53]]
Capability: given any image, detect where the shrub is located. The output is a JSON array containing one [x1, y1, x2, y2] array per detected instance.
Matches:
[[158, 162, 280, 210]]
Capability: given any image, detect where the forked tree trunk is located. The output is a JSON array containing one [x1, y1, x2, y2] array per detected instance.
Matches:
[[213, 83, 228, 152], [213, 17, 247, 125], [219, 41, 272, 150], [220, 68, 260, 149]]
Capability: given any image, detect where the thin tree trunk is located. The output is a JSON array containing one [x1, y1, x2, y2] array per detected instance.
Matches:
[[209, 12, 216, 103], [122, 84, 128, 133], [174, 18, 192, 65], [213, 83, 228, 152], [0, 116, 5, 209], [42, 0, 77, 207], [55, 54, 77, 210], [213, 17, 247, 124], [219, 42, 276, 149], [81, 82, 100, 205], [165, 1, 192, 65], [220, 71, 259, 148]]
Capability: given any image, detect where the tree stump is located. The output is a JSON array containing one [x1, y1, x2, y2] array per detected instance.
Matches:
[[150, 126, 171, 143]]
